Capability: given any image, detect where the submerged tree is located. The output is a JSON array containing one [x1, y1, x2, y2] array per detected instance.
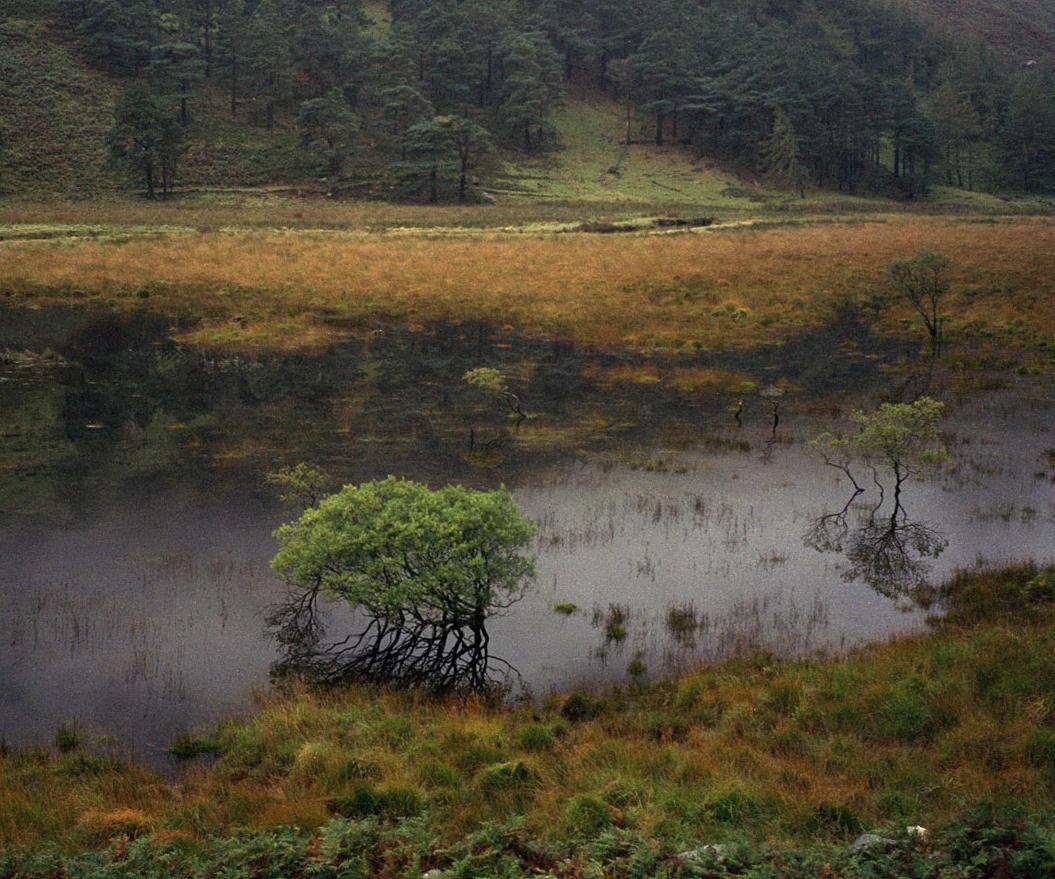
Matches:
[[464, 367, 526, 419], [269, 477, 537, 693], [807, 397, 949, 600]]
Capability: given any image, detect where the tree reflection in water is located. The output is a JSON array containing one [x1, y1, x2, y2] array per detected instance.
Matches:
[[805, 397, 949, 603]]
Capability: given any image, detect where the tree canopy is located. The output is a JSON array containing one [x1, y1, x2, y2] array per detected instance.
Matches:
[[270, 476, 537, 693], [54, 0, 1055, 198]]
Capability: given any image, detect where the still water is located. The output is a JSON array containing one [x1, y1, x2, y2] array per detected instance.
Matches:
[[1, 304, 1052, 759]]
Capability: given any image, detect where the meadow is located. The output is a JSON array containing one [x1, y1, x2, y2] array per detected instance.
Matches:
[[1, 564, 1054, 875], [1, 211, 1054, 357]]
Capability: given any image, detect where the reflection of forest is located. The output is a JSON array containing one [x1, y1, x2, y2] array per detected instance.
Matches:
[[1, 304, 915, 523], [0, 307, 691, 519]]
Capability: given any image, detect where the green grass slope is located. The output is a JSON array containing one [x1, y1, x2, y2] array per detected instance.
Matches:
[[499, 95, 762, 210], [903, 0, 1055, 58], [0, 17, 119, 195]]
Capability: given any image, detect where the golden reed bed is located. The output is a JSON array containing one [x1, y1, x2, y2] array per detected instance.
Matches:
[[2, 217, 1053, 353]]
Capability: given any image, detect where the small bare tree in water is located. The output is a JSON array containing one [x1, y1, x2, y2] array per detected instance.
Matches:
[[269, 477, 536, 693], [807, 397, 949, 600], [888, 250, 952, 348]]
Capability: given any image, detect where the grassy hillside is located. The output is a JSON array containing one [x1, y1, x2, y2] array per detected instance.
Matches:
[[499, 96, 761, 210], [0, 17, 118, 195], [2, 565, 1054, 875], [904, 0, 1055, 58]]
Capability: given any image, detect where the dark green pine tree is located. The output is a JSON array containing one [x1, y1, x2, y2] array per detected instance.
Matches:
[[436, 115, 494, 200], [401, 118, 457, 202], [298, 88, 360, 190], [244, 0, 292, 130], [108, 84, 185, 198], [631, 28, 695, 145], [761, 106, 806, 197], [76, 0, 157, 74], [1000, 65, 1055, 192], [380, 85, 435, 158], [149, 39, 206, 126], [495, 29, 563, 151], [216, 0, 249, 118]]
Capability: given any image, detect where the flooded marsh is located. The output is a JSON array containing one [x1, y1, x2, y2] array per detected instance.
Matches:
[[1, 303, 1053, 759]]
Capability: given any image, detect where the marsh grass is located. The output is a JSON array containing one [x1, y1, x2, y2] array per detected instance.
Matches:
[[2, 217, 1053, 355], [1, 565, 1054, 854]]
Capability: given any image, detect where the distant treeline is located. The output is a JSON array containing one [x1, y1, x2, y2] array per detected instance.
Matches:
[[57, 0, 1055, 198]]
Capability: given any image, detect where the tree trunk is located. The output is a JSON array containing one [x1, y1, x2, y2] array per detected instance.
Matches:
[[459, 155, 468, 201], [429, 166, 438, 203], [145, 164, 156, 199], [230, 56, 238, 117], [655, 109, 664, 146]]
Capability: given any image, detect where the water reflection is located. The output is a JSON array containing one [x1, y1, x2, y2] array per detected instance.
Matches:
[[1, 303, 1053, 756], [805, 488, 948, 601]]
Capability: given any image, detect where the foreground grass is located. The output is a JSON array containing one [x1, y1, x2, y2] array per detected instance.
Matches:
[[2, 564, 1054, 872], [1, 215, 1054, 354]]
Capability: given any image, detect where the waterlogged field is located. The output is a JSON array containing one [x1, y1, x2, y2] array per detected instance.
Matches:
[[2, 207, 1055, 865], [1, 301, 1053, 759], [1, 214, 1054, 355]]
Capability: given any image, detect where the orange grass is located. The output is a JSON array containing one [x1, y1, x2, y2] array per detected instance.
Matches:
[[1, 217, 1054, 353]]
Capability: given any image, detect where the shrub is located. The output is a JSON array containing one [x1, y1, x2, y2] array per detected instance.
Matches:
[[806, 803, 864, 837], [169, 735, 220, 760], [477, 760, 539, 791], [560, 692, 602, 722], [336, 756, 381, 782], [515, 723, 556, 751], [270, 477, 537, 692], [705, 788, 770, 824], [1025, 731, 1055, 772], [327, 784, 424, 820], [54, 724, 85, 754], [565, 794, 611, 835]]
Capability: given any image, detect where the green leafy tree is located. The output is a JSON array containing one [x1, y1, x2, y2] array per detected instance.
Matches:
[[851, 397, 948, 493], [808, 398, 948, 598], [270, 477, 537, 692], [888, 250, 952, 346], [298, 88, 360, 188], [464, 367, 525, 417], [108, 84, 185, 198]]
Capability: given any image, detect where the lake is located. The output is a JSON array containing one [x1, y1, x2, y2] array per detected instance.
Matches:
[[1, 303, 1052, 761]]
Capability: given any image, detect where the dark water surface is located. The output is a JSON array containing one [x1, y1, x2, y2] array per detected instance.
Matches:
[[1, 304, 1053, 760]]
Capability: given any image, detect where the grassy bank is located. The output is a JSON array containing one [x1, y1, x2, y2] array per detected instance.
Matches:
[[2, 564, 1054, 874], [2, 214, 1054, 355]]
